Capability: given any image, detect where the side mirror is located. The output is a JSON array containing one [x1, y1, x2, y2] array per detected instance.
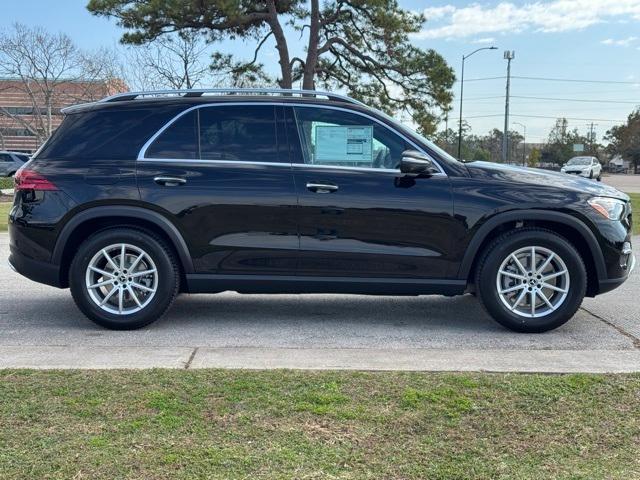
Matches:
[[400, 150, 439, 176]]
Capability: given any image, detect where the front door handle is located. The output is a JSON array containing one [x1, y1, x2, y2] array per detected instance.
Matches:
[[306, 182, 338, 193], [154, 176, 187, 187]]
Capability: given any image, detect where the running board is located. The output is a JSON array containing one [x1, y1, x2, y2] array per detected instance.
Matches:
[[185, 274, 466, 296]]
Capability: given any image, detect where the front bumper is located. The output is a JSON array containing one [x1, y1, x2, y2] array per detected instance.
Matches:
[[562, 170, 590, 177], [8, 244, 63, 288], [598, 252, 635, 294]]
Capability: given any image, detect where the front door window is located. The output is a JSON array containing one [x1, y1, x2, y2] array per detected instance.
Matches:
[[293, 106, 409, 170]]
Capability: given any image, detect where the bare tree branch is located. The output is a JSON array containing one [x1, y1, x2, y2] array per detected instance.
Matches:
[[0, 23, 122, 147]]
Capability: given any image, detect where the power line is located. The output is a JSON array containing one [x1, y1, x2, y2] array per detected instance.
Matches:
[[463, 95, 504, 100], [464, 113, 625, 122], [462, 76, 506, 82], [462, 95, 640, 104], [513, 75, 640, 85], [456, 75, 640, 85], [511, 95, 640, 104]]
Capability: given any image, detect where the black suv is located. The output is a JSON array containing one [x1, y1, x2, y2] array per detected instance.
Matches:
[[7, 89, 635, 332]]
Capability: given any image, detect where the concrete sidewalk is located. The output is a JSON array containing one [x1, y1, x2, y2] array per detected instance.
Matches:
[[2, 345, 640, 373]]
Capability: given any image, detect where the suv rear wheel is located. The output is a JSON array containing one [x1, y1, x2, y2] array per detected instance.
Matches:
[[476, 228, 586, 333], [69, 228, 179, 329]]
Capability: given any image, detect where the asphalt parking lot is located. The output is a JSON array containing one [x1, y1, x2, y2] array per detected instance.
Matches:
[[603, 173, 640, 193], [1, 232, 638, 372]]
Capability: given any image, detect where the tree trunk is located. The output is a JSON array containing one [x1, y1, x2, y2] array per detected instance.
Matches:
[[184, 56, 192, 89], [46, 96, 53, 138], [266, 0, 292, 88], [302, 0, 320, 90]]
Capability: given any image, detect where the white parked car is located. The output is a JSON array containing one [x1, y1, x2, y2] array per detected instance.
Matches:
[[561, 156, 602, 181]]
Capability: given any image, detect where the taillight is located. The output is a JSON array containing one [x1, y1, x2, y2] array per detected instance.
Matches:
[[14, 168, 58, 191]]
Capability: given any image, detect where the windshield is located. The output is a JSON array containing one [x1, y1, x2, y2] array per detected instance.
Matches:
[[389, 120, 462, 164], [566, 156, 591, 166], [415, 132, 461, 164]]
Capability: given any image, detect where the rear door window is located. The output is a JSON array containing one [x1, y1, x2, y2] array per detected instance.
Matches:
[[144, 104, 281, 163], [198, 105, 279, 163], [145, 110, 198, 159]]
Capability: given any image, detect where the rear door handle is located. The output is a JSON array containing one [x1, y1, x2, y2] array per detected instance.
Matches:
[[154, 176, 187, 187], [306, 182, 338, 193]]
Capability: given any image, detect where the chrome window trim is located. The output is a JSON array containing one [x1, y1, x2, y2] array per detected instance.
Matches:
[[293, 163, 403, 174], [137, 157, 404, 174], [137, 158, 293, 168], [137, 101, 447, 176]]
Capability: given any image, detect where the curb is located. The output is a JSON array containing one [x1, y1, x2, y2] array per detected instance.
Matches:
[[2, 346, 640, 373]]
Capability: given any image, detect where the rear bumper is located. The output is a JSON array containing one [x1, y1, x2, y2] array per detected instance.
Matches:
[[8, 245, 63, 288]]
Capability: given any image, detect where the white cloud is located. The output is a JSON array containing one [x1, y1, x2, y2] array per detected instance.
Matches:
[[414, 0, 640, 40], [423, 5, 456, 20], [471, 37, 496, 44], [601, 36, 638, 46]]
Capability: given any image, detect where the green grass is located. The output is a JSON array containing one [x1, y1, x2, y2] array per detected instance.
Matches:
[[630, 193, 639, 235], [0, 202, 10, 231], [1, 370, 639, 479], [0, 176, 13, 189]]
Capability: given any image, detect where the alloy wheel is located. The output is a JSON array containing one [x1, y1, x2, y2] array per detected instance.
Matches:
[[496, 246, 570, 318], [85, 243, 158, 315]]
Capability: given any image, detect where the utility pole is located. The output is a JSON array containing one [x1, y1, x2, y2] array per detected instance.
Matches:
[[502, 50, 515, 163], [513, 121, 526, 166], [457, 46, 498, 160], [587, 122, 598, 154]]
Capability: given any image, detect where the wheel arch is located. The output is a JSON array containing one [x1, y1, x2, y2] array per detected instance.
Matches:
[[53, 206, 194, 288], [460, 210, 606, 297]]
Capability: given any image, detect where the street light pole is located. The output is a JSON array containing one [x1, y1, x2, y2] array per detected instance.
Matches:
[[513, 121, 526, 166], [502, 50, 515, 163], [457, 46, 497, 160]]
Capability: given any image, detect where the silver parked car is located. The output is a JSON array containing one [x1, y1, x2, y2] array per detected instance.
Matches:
[[0, 151, 29, 177]]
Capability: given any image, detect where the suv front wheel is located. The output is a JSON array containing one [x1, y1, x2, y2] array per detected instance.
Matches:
[[476, 228, 586, 333], [69, 228, 179, 329]]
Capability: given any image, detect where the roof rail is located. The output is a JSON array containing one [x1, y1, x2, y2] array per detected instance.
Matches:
[[98, 88, 366, 106]]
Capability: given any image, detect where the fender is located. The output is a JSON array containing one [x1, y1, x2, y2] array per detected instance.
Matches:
[[52, 205, 194, 273], [457, 210, 606, 281]]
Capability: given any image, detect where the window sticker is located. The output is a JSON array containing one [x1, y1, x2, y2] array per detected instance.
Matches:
[[314, 125, 373, 164]]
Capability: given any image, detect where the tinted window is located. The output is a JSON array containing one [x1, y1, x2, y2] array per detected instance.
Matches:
[[0, 154, 12, 162], [146, 110, 197, 159], [17, 155, 29, 162], [199, 105, 279, 162], [37, 105, 186, 160], [293, 106, 408, 169]]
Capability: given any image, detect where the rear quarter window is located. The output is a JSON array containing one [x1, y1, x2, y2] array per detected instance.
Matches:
[[37, 105, 186, 160]]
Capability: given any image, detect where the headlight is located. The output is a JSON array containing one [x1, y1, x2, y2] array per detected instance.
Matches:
[[588, 197, 626, 220]]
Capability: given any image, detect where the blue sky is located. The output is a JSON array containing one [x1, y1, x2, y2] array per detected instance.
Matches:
[[3, 0, 640, 143]]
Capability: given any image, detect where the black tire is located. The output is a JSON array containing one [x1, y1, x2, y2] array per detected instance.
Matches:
[[69, 228, 179, 330], [476, 228, 586, 333], [597, 173, 602, 182], [589, 170, 593, 179]]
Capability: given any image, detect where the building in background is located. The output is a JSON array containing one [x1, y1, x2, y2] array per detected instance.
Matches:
[[0, 78, 126, 153]]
